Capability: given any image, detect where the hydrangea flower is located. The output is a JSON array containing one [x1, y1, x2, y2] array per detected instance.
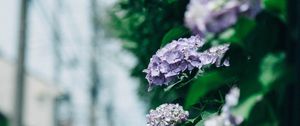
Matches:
[[146, 103, 189, 126], [204, 87, 243, 126], [143, 35, 229, 88], [185, 0, 261, 35], [200, 44, 230, 67]]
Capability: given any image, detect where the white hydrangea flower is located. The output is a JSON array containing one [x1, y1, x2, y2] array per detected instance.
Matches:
[[146, 103, 189, 126], [205, 87, 243, 126]]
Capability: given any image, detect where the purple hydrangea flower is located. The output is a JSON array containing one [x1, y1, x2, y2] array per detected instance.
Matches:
[[184, 0, 261, 35], [143, 35, 229, 88], [146, 103, 189, 126], [201, 44, 230, 67]]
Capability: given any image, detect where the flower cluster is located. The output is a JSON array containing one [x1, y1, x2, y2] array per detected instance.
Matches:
[[144, 35, 229, 87], [200, 44, 230, 67], [185, 0, 261, 35], [146, 103, 189, 126], [204, 87, 243, 126]]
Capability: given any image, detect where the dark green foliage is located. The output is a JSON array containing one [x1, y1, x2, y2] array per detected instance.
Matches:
[[0, 113, 8, 126], [110, 0, 299, 125]]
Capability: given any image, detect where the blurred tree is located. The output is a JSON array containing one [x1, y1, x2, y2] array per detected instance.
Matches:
[[52, 0, 63, 84], [90, 0, 101, 126], [14, 0, 29, 126]]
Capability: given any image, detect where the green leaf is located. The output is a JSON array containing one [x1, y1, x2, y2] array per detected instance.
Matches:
[[161, 26, 191, 48], [195, 111, 218, 126], [232, 92, 264, 119], [263, 0, 286, 15], [201, 111, 218, 119], [219, 17, 255, 44], [166, 0, 177, 4], [185, 69, 236, 108]]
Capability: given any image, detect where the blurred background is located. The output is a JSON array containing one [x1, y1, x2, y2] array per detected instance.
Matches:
[[1, 0, 299, 126], [0, 0, 146, 126]]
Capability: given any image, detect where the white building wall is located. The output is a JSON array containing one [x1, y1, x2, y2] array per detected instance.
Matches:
[[0, 59, 60, 126]]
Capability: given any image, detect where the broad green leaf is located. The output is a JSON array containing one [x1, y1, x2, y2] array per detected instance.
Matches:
[[195, 120, 205, 126], [219, 17, 255, 44], [233, 18, 256, 41], [201, 111, 218, 119], [232, 92, 264, 119], [195, 111, 218, 126], [185, 69, 236, 108], [161, 26, 191, 47], [263, 0, 286, 16]]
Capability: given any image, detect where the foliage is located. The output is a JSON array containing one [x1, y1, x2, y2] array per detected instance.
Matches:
[[110, 0, 297, 125], [109, 0, 190, 107], [0, 113, 8, 126]]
